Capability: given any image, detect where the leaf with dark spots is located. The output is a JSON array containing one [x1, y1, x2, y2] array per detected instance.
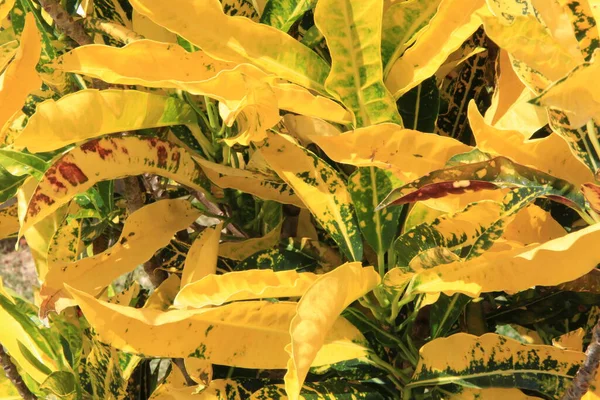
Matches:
[[377, 156, 586, 213], [57, 162, 89, 186]]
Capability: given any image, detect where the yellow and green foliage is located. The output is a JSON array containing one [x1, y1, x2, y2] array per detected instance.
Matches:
[[4, 0, 600, 399]]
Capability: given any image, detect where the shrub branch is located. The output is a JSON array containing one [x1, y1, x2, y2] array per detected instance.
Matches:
[[0, 345, 36, 400], [562, 319, 600, 399], [37, 0, 93, 46]]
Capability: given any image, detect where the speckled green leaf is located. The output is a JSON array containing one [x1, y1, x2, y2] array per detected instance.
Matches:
[[314, 0, 402, 127], [429, 293, 470, 339], [251, 380, 386, 399], [260, 0, 316, 32], [408, 332, 586, 399], [560, 0, 600, 62], [378, 156, 586, 213], [0, 165, 26, 203], [381, 0, 441, 75], [259, 132, 363, 261], [235, 246, 319, 272], [396, 76, 440, 132], [78, 340, 128, 400], [348, 167, 402, 259]]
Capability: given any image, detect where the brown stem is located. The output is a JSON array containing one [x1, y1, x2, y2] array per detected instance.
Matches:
[[37, 0, 93, 46], [0, 346, 36, 400], [562, 319, 600, 399]]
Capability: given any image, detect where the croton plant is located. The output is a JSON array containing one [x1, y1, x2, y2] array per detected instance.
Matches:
[[2, 0, 600, 398]]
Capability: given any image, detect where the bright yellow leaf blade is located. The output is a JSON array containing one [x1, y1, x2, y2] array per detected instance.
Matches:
[[310, 124, 470, 182], [447, 388, 541, 400], [0, 203, 19, 240], [132, 10, 177, 43], [0, 0, 15, 22], [314, 0, 401, 127], [181, 223, 222, 287], [553, 328, 584, 351], [66, 286, 367, 370], [0, 13, 42, 131], [284, 262, 380, 400], [21, 135, 208, 235], [196, 157, 305, 208], [259, 132, 363, 261], [144, 274, 181, 311], [469, 102, 594, 186], [218, 222, 282, 261], [283, 115, 342, 147], [502, 205, 566, 246], [0, 40, 18, 73], [384, 0, 485, 98], [175, 269, 319, 309], [41, 199, 200, 312], [128, 0, 330, 92], [47, 208, 83, 268], [14, 89, 198, 153], [390, 221, 600, 298]]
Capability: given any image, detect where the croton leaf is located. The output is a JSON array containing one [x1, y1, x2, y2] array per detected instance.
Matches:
[[20, 135, 209, 234], [260, 0, 316, 32], [259, 132, 363, 261], [251, 380, 387, 400], [377, 155, 586, 213], [0, 202, 19, 240], [314, 0, 402, 127], [66, 285, 367, 370], [180, 222, 222, 287], [14, 89, 199, 153], [219, 221, 282, 261]]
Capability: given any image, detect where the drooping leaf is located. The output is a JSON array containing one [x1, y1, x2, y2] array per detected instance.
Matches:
[[469, 102, 594, 186], [14, 90, 198, 153], [378, 156, 586, 213], [0, 202, 19, 239], [285, 262, 379, 400], [67, 285, 367, 370], [0, 13, 41, 131], [219, 222, 282, 261], [181, 223, 222, 287], [348, 167, 402, 259], [21, 135, 209, 234], [128, 0, 330, 92], [260, 0, 316, 32], [314, 0, 401, 127], [397, 76, 440, 133], [175, 269, 319, 309], [40, 199, 200, 312], [196, 157, 305, 208], [381, 0, 442, 74], [384, 0, 485, 98], [408, 332, 589, 399], [385, 220, 600, 299], [259, 132, 363, 261]]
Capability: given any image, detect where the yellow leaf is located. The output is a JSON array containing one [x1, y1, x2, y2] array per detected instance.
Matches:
[[196, 157, 305, 208], [314, 0, 402, 127], [296, 209, 318, 241], [480, 14, 582, 83], [175, 269, 319, 309], [0, 202, 18, 240], [128, 0, 330, 92], [66, 285, 367, 369], [14, 89, 198, 153], [0, 40, 18, 73], [181, 223, 222, 287], [271, 83, 351, 124], [47, 208, 84, 268], [502, 204, 566, 245], [310, 124, 470, 182], [384, 0, 485, 98], [0, 13, 41, 130], [446, 387, 546, 399], [21, 135, 209, 235], [469, 102, 594, 186], [532, 56, 600, 128], [485, 0, 535, 19], [0, 0, 15, 22], [184, 358, 212, 386], [218, 221, 282, 261], [0, 278, 58, 383], [282, 115, 342, 147], [259, 132, 363, 261], [41, 199, 200, 312], [553, 328, 584, 351], [107, 282, 140, 307], [387, 220, 600, 298], [144, 274, 181, 311], [132, 9, 177, 42], [284, 262, 380, 400], [150, 377, 241, 400]]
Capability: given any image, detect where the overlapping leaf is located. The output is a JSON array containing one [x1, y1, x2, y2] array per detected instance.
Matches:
[[180, 223, 221, 287]]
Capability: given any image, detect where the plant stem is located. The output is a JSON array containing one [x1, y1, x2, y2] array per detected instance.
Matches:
[[0, 345, 37, 400], [377, 251, 385, 278], [562, 318, 600, 399], [367, 352, 409, 386], [38, 0, 93, 45]]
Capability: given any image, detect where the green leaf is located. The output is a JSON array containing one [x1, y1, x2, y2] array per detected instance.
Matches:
[[378, 156, 586, 213], [235, 247, 319, 272], [348, 167, 402, 260], [429, 293, 470, 339], [396, 76, 440, 132], [260, 0, 316, 32], [0, 165, 26, 203], [79, 340, 128, 400], [0, 149, 48, 179], [40, 371, 78, 399], [313, 0, 402, 127]]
